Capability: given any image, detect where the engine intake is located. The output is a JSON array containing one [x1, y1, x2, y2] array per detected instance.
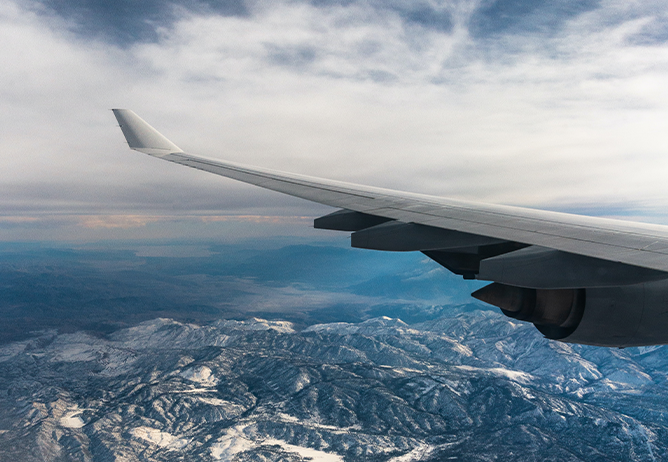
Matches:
[[472, 283, 585, 339]]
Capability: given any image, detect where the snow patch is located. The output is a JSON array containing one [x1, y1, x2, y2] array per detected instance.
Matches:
[[263, 438, 343, 461], [489, 367, 533, 383], [171, 387, 216, 393], [303, 322, 360, 335], [180, 366, 218, 385], [131, 426, 190, 450], [214, 318, 295, 333], [210, 426, 343, 461], [450, 342, 473, 357], [304, 317, 410, 335], [197, 397, 231, 406], [48, 335, 102, 362], [60, 409, 85, 429], [276, 413, 362, 433], [210, 425, 255, 459], [456, 365, 533, 384]]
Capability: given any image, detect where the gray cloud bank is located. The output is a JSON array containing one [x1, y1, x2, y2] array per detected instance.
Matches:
[[3, 0, 668, 240]]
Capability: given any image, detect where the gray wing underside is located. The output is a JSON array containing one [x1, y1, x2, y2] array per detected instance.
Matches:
[[112, 109, 668, 274]]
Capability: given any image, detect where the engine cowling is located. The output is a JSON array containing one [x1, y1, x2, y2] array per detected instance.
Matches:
[[472, 283, 585, 340], [473, 279, 668, 347]]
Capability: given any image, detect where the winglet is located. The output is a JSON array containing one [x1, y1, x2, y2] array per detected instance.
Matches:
[[112, 109, 183, 156]]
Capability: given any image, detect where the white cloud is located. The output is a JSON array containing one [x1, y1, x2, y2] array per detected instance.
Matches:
[[2, 0, 668, 241]]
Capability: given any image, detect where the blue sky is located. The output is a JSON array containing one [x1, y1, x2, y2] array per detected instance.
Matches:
[[2, 0, 668, 240]]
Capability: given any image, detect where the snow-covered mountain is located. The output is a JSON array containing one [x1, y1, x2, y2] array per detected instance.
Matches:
[[2, 312, 667, 461]]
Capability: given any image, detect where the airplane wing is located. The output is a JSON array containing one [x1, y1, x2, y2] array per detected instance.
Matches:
[[113, 109, 668, 346], [112, 109, 668, 273]]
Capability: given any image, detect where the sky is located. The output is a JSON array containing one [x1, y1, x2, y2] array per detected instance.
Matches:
[[3, 0, 668, 241]]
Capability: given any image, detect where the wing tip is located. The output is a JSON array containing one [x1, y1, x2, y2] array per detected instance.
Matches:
[[112, 109, 183, 156]]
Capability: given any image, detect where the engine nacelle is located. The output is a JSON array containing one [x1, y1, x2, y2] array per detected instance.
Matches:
[[473, 279, 668, 347], [472, 283, 585, 339]]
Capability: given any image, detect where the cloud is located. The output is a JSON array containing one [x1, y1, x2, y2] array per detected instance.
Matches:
[[0, 213, 322, 241], [469, 0, 600, 38], [3, 0, 668, 241], [31, 0, 248, 45]]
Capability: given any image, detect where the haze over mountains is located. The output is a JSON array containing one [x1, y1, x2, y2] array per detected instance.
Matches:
[[1, 241, 667, 461], [0, 240, 484, 344]]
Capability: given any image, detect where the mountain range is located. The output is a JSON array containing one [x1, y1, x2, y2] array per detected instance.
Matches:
[[0, 241, 666, 461]]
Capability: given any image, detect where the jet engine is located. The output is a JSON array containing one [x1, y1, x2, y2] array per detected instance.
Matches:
[[471, 284, 585, 340], [473, 247, 668, 347], [473, 280, 668, 347]]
